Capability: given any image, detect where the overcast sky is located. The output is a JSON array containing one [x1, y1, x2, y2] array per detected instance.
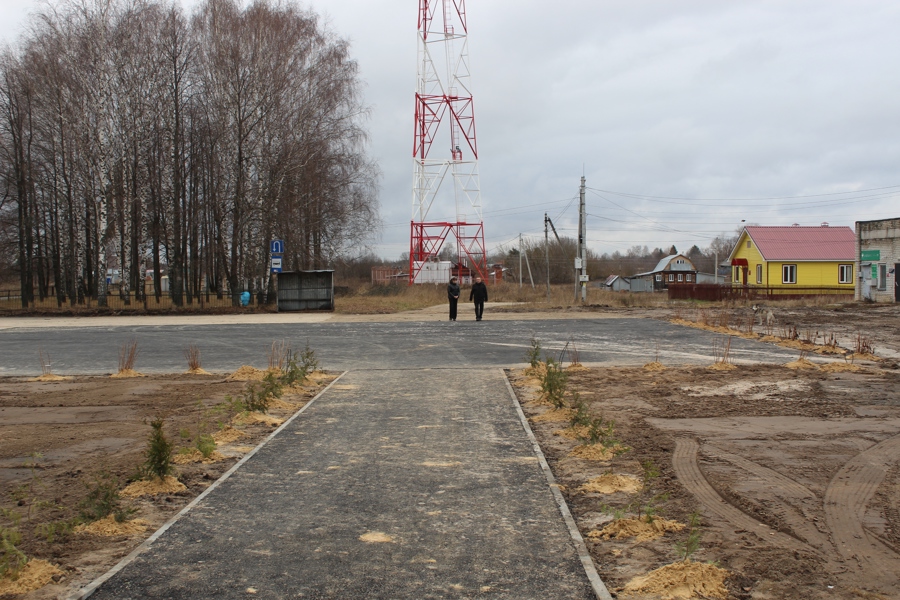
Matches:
[[3, 0, 899, 261]]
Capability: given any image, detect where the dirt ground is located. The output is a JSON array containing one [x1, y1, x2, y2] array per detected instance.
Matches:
[[510, 352, 900, 599], [0, 371, 334, 599]]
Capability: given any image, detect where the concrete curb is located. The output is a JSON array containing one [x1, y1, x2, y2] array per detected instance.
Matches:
[[67, 372, 348, 600], [502, 369, 614, 600]]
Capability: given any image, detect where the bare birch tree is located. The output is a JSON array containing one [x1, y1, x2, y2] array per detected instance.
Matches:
[[0, 0, 379, 307]]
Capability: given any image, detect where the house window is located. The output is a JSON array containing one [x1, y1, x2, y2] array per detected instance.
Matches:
[[667, 273, 674, 282], [782, 264, 797, 284], [655, 274, 661, 282], [733, 267, 741, 281], [838, 264, 853, 284], [677, 274, 683, 282], [756, 264, 762, 284], [686, 274, 692, 282], [878, 264, 887, 290], [746, 240, 751, 249]]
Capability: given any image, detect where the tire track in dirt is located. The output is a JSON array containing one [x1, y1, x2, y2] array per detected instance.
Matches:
[[703, 444, 831, 551], [704, 445, 815, 499], [824, 433, 900, 582], [673, 438, 815, 555]]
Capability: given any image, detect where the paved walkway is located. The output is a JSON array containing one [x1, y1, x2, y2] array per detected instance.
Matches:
[[83, 369, 606, 599]]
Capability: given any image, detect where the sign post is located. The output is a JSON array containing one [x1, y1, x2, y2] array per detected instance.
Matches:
[[270, 240, 285, 274]]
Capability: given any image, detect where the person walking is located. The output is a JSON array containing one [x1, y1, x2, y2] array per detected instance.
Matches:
[[469, 275, 488, 321], [447, 276, 460, 321]]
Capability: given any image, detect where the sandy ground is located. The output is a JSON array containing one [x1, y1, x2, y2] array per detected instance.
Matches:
[[2, 301, 900, 599]]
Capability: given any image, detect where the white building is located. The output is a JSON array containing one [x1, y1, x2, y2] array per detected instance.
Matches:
[[855, 217, 900, 302]]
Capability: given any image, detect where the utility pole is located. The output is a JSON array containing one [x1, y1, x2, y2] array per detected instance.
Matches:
[[579, 176, 587, 302], [544, 213, 550, 300], [524, 244, 535, 288], [544, 213, 562, 298], [714, 250, 719, 284], [518, 234, 523, 288]]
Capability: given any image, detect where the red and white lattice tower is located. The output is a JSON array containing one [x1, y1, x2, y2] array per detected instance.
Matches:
[[410, 0, 486, 284]]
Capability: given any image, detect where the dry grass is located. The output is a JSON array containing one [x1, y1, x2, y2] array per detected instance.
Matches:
[[712, 336, 733, 366], [268, 340, 290, 371], [118, 339, 139, 372], [335, 284, 445, 314], [183, 344, 201, 371], [333, 282, 671, 314], [38, 347, 52, 375]]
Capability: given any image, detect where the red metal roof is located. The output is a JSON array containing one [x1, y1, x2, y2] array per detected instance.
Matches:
[[744, 225, 855, 261]]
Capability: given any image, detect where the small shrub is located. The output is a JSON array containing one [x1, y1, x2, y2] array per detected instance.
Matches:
[[281, 344, 318, 386], [223, 394, 246, 413], [35, 518, 80, 542], [599, 504, 626, 520], [79, 471, 132, 522], [637, 493, 670, 523], [525, 336, 542, 370], [675, 511, 702, 561], [10, 453, 54, 522], [642, 459, 660, 482], [569, 393, 591, 428], [196, 434, 217, 458], [584, 415, 617, 446], [242, 372, 284, 413], [142, 418, 174, 480], [0, 525, 27, 580], [540, 357, 568, 408]]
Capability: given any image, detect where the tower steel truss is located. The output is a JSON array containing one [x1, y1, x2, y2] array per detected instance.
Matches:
[[410, 0, 486, 284]]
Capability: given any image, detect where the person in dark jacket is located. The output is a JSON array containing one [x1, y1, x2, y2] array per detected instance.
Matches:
[[469, 276, 488, 321], [447, 276, 460, 321]]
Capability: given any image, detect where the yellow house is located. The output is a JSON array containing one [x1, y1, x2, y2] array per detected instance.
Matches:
[[728, 225, 855, 294]]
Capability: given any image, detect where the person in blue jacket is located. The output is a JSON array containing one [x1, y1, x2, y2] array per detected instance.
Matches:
[[469, 275, 488, 321], [447, 276, 460, 321]]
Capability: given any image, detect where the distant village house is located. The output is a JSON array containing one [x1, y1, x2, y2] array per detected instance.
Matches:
[[728, 224, 855, 297]]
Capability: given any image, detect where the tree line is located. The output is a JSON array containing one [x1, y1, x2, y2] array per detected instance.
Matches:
[[0, 0, 379, 307]]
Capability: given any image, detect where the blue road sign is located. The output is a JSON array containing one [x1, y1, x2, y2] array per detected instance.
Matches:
[[270, 257, 283, 273], [271, 239, 285, 255]]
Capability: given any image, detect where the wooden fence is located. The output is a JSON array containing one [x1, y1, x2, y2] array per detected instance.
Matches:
[[0, 290, 258, 311], [668, 284, 854, 302]]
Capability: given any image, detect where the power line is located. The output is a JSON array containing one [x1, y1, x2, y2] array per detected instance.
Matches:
[[585, 184, 900, 205]]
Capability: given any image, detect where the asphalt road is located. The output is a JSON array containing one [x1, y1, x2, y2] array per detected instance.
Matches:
[[0, 317, 803, 376], [85, 369, 600, 600]]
